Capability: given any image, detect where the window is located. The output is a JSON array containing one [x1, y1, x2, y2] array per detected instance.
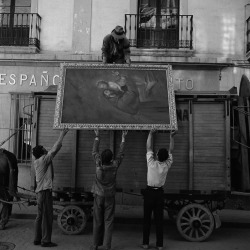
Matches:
[[137, 0, 180, 47], [125, 1, 192, 49], [0, 0, 31, 13], [10, 93, 34, 163], [0, 0, 41, 48], [139, 0, 179, 26]]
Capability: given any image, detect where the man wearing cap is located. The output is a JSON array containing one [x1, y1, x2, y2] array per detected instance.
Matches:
[[102, 25, 131, 64]]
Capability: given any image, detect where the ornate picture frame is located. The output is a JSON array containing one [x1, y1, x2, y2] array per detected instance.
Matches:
[[54, 63, 177, 130]]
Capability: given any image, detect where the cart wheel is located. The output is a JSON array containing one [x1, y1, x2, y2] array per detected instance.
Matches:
[[176, 203, 214, 242], [57, 205, 87, 235]]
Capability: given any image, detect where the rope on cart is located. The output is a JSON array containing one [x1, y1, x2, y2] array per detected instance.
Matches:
[[0, 198, 27, 205], [17, 185, 35, 193], [0, 185, 36, 206]]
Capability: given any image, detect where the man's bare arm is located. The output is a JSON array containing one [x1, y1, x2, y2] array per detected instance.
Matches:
[[169, 130, 177, 154], [116, 130, 128, 166], [146, 128, 156, 152], [92, 129, 100, 162]]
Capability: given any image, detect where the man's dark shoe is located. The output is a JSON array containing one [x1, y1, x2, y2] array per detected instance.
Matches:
[[41, 242, 58, 247], [33, 240, 41, 245]]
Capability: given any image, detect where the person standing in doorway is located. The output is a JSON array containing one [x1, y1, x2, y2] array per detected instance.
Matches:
[[90, 129, 128, 250], [32, 128, 69, 248], [142, 129, 176, 250]]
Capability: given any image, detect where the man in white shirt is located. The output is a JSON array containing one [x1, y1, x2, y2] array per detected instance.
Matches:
[[142, 129, 176, 250], [32, 128, 68, 248]]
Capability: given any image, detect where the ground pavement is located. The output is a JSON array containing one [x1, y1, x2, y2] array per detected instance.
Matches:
[[1, 205, 250, 250]]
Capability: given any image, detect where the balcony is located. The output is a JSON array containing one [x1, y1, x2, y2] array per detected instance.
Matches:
[[0, 13, 41, 50], [246, 16, 250, 60], [125, 14, 193, 50]]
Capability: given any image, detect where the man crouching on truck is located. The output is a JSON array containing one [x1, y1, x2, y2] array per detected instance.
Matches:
[[142, 128, 176, 250], [32, 128, 69, 248], [90, 129, 128, 250]]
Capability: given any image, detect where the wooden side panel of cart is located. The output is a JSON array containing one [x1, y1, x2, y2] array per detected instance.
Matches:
[[31, 92, 230, 203]]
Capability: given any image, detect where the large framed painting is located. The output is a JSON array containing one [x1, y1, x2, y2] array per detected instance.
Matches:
[[54, 63, 177, 130]]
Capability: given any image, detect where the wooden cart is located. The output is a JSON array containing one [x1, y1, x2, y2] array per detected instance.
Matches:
[[31, 89, 238, 241]]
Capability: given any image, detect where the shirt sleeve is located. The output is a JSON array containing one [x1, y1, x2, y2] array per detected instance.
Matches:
[[92, 138, 101, 167], [146, 151, 154, 165], [101, 35, 111, 60], [43, 141, 62, 166], [123, 37, 131, 60]]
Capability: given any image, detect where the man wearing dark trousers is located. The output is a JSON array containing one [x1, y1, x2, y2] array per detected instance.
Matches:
[[90, 129, 128, 250], [142, 129, 176, 250], [32, 128, 69, 248]]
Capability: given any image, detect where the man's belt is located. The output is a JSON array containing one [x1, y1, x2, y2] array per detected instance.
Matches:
[[147, 185, 163, 190]]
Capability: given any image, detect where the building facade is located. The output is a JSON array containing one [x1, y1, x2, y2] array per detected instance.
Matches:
[[1, 0, 250, 191]]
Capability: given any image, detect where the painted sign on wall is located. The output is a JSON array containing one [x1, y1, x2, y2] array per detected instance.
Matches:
[[0, 65, 222, 93], [0, 66, 60, 93]]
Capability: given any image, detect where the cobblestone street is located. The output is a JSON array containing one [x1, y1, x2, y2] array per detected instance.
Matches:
[[1, 206, 250, 250]]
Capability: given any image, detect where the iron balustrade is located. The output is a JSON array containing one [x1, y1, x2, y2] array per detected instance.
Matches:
[[0, 13, 41, 49], [125, 14, 193, 49], [246, 16, 250, 53]]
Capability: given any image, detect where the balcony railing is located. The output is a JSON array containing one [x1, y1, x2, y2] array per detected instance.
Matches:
[[0, 13, 41, 49], [246, 16, 250, 53], [125, 14, 193, 49]]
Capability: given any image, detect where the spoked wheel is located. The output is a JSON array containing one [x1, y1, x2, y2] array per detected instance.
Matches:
[[57, 205, 87, 235], [176, 203, 214, 242]]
